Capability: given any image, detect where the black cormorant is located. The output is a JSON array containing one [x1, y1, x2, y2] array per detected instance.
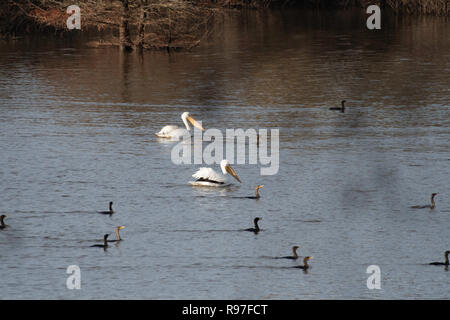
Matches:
[[329, 100, 346, 113], [292, 256, 313, 270], [91, 234, 110, 249], [429, 251, 449, 266], [0, 215, 7, 229], [276, 246, 301, 260], [246, 185, 264, 199], [411, 193, 438, 209], [99, 201, 114, 215], [244, 217, 261, 233]]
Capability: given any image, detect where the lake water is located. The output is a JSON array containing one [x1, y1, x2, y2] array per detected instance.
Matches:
[[0, 9, 449, 299]]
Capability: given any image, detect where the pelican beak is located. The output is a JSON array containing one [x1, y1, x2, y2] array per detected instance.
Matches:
[[225, 164, 241, 183], [187, 115, 205, 131]]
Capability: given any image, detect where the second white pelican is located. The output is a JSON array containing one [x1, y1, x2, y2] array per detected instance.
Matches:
[[156, 112, 204, 139], [189, 160, 241, 187]]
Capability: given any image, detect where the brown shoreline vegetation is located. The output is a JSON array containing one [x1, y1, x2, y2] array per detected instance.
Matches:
[[223, 0, 450, 14], [1, 0, 217, 51], [1, 0, 448, 50]]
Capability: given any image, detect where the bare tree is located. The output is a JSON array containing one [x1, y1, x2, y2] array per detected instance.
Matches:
[[137, 0, 148, 50], [1, 0, 216, 50], [119, 0, 133, 51]]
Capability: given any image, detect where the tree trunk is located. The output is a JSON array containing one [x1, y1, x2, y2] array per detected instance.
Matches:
[[119, 0, 133, 52], [137, 0, 147, 50]]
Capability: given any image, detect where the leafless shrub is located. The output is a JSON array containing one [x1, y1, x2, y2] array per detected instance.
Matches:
[[1, 0, 216, 50]]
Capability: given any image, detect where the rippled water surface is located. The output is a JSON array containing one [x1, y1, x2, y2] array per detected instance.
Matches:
[[0, 10, 449, 299]]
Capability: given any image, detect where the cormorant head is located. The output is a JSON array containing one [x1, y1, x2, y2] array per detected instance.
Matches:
[[0, 214, 6, 219], [116, 226, 125, 231], [431, 193, 438, 199], [445, 251, 450, 256], [254, 217, 261, 223], [341, 100, 346, 105], [304, 256, 313, 262], [292, 245, 300, 251], [255, 185, 264, 190]]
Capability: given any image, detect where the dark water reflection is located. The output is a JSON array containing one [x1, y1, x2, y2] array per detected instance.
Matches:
[[0, 9, 449, 299]]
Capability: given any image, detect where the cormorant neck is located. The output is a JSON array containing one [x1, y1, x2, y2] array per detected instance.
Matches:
[[292, 247, 298, 258], [109, 203, 114, 213], [0, 217, 5, 227], [303, 257, 309, 267], [430, 195, 436, 208], [254, 219, 260, 231], [104, 235, 109, 246], [445, 252, 449, 265]]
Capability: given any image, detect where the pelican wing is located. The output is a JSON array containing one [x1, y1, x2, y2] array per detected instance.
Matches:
[[192, 167, 226, 183], [156, 125, 179, 138]]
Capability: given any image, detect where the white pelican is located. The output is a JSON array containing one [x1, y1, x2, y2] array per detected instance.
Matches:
[[156, 112, 204, 139], [189, 160, 241, 187]]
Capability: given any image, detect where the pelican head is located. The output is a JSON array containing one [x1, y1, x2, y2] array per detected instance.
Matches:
[[220, 160, 241, 183], [181, 112, 205, 131]]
